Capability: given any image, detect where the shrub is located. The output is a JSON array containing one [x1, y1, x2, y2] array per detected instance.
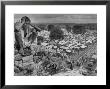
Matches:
[[72, 25, 86, 34], [49, 27, 64, 40]]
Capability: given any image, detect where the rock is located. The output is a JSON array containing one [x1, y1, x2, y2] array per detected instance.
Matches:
[[14, 66, 20, 73], [14, 50, 18, 55], [14, 72, 24, 76], [22, 55, 33, 63], [15, 60, 22, 67], [23, 47, 32, 56], [54, 46, 57, 49], [92, 55, 97, 59], [41, 42, 48, 46], [66, 49, 71, 53], [22, 64, 35, 76], [14, 54, 22, 61], [23, 61, 34, 67], [80, 45, 87, 48], [59, 40, 66, 45], [53, 69, 83, 76], [33, 56, 42, 63]]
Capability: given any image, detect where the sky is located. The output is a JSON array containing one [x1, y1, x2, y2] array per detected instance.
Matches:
[[14, 14, 97, 24]]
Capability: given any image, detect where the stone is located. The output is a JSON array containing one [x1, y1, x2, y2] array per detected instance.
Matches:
[[22, 55, 33, 63], [14, 54, 22, 61]]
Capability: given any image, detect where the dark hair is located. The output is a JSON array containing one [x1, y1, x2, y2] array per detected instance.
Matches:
[[21, 16, 31, 23]]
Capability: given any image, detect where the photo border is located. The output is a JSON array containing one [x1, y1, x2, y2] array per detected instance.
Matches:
[[1, 0, 110, 88]]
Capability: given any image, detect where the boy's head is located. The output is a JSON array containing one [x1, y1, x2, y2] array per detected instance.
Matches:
[[21, 16, 31, 24]]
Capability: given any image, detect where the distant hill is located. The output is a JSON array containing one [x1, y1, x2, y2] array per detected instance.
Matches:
[[32, 23, 97, 31]]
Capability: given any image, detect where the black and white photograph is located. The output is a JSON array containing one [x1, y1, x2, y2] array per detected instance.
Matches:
[[14, 14, 97, 76]]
